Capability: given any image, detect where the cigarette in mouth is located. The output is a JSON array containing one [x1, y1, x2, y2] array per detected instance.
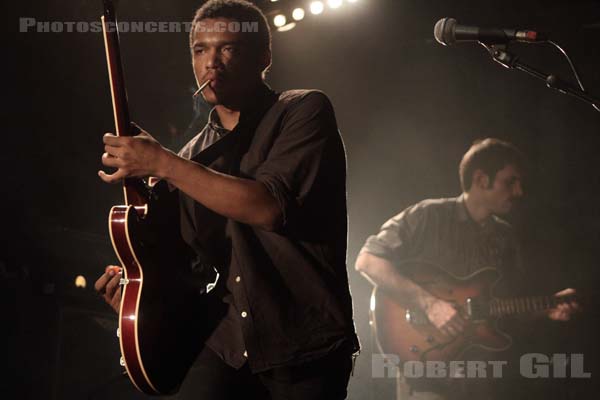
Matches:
[[193, 80, 211, 98]]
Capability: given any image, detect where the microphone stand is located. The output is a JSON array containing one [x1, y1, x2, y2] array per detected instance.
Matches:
[[483, 43, 600, 113]]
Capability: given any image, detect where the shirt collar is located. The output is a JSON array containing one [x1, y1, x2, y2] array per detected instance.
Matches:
[[207, 107, 230, 136]]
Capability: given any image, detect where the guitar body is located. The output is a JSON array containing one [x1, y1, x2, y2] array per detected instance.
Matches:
[[109, 181, 207, 394], [371, 261, 513, 363]]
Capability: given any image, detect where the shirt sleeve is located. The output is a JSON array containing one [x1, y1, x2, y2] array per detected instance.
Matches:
[[361, 204, 426, 266], [255, 91, 341, 228]]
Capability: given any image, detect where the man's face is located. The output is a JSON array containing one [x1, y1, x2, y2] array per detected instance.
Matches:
[[191, 18, 265, 106], [482, 164, 524, 215]]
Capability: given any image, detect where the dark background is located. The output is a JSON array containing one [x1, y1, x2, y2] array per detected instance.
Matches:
[[5, 0, 600, 399]]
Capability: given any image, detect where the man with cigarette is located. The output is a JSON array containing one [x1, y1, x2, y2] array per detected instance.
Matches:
[[94, 1, 359, 398]]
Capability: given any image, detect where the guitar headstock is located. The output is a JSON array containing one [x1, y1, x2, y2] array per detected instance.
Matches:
[[102, 0, 116, 20]]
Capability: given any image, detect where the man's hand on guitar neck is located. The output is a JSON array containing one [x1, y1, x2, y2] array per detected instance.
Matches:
[[98, 125, 174, 183], [94, 265, 123, 313], [97, 124, 283, 231], [547, 287, 579, 321]]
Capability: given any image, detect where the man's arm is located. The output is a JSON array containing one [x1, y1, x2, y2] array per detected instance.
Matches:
[[99, 92, 336, 232], [163, 152, 283, 231], [355, 251, 466, 336], [99, 132, 283, 231], [355, 251, 432, 310]]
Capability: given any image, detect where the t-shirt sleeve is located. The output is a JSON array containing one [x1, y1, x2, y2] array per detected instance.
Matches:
[[255, 91, 341, 228]]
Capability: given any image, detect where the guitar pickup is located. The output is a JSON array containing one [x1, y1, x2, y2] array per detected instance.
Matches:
[[466, 298, 473, 317]]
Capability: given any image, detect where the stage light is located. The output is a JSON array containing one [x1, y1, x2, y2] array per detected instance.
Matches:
[[328, 0, 343, 9], [310, 1, 324, 15], [273, 14, 287, 27], [292, 8, 305, 21], [347, 0, 358, 3], [277, 22, 297, 32], [75, 275, 87, 289]]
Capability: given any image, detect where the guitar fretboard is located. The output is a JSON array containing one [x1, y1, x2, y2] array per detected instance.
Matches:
[[488, 295, 575, 317]]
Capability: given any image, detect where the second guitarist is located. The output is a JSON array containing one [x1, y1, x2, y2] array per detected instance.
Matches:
[[355, 138, 578, 400]]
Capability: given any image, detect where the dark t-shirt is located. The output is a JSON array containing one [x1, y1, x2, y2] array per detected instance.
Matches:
[[177, 83, 360, 372]]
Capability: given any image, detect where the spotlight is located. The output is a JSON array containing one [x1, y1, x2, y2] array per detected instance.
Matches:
[[328, 0, 343, 9], [310, 1, 325, 15], [273, 14, 287, 27], [347, 0, 358, 2], [292, 8, 305, 21]]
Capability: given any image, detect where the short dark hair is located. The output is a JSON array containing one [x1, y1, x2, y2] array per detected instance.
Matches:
[[459, 138, 525, 192], [189, 0, 271, 57]]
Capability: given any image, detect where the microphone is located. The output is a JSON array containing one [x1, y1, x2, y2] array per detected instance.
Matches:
[[434, 18, 547, 46]]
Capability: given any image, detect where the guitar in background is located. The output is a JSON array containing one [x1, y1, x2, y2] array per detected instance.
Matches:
[[370, 260, 580, 363]]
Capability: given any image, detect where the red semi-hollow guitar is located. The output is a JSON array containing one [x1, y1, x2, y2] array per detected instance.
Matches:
[[370, 260, 577, 363], [100, 1, 207, 394]]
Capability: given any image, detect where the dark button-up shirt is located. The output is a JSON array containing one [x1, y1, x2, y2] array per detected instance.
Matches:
[[177, 83, 360, 372]]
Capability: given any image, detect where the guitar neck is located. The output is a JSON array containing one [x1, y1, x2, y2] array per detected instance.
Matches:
[[489, 295, 575, 318], [101, 0, 131, 138], [102, 0, 147, 208]]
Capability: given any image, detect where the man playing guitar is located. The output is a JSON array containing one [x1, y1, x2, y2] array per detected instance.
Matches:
[[356, 138, 578, 400]]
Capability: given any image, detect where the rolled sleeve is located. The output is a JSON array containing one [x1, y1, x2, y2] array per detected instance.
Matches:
[[255, 91, 340, 228]]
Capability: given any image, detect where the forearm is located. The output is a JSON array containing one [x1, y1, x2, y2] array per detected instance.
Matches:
[[160, 151, 282, 230], [355, 252, 436, 310]]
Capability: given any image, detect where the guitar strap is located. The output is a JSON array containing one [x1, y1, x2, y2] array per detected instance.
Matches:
[[188, 124, 243, 166], [181, 87, 279, 271], [189, 87, 279, 169]]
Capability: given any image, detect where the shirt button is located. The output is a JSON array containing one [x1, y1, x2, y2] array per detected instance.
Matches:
[[241, 311, 248, 318], [235, 275, 241, 283], [243, 350, 248, 358]]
